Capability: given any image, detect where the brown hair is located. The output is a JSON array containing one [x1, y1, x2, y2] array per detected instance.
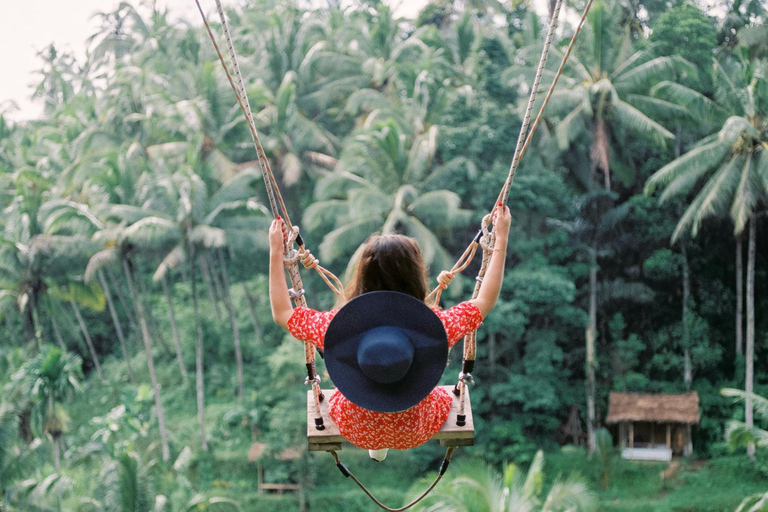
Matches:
[[345, 234, 429, 303]]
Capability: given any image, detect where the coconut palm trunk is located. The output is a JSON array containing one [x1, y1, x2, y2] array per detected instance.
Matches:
[[242, 283, 263, 341], [22, 300, 35, 344], [70, 299, 104, 381], [198, 256, 223, 322], [682, 241, 692, 389], [162, 274, 188, 385], [217, 249, 244, 401], [746, 216, 755, 458], [136, 267, 172, 356], [5, 309, 17, 345], [206, 253, 226, 304], [189, 244, 209, 451], [123, 259, 170, 462], [50, 308, 65, 349], [107, 266, 138, 331], [736, 237, 743, 357], [586, 244, 597, 454], [99, 269, 135, 383]]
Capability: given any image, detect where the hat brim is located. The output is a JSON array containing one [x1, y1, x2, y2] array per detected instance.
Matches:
[[324, 291, 448, 413]]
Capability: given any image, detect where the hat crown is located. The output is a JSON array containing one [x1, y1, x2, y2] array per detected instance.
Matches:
[[357, 327, 414, 384]]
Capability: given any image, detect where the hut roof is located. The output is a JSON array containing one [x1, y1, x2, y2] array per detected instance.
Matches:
[[605, 392, 700, 424]]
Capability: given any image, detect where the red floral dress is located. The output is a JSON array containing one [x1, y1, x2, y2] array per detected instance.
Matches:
[[287, 301, 483, 450]]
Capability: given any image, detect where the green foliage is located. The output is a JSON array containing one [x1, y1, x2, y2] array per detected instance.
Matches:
[[0, 0, 766, 509]]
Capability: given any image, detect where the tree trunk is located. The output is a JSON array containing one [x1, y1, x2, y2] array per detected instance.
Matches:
[[682, 241, 692, 390], [199, 255, 223, 322], [22, 294, 36, 343], [242, 282, 263, 341], [52, 435, 61, 474], [5, 309, 17, 345], [107, 266, 138, 331], [217, 249, 244, 401], [587, 244, 597, 454], [190, 243, 209, 451], [99, 270, 135, 383], [123, 259, 170, 461], [28, 291, 41, 348], [736, 236, 743, 357], [70, 299, 103, 381], [136, 266, 172, 356], [207, 252, 226, 305], [50, 313, 65, 349], [162, 274, 188, 386], [746, 217, 755, 458]]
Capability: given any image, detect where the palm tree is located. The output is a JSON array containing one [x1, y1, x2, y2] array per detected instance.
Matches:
[[305, 119, 473, 275], [85, 244, 172, 462], [115, 166, 265, 445], [534, 0, 696, 451], [409, 451, 596, 512], [645, 54, 768, 458], [22, 345, 83, 473]]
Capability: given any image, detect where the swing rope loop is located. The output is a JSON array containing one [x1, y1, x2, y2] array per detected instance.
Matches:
[[330, 448, 456, 512]]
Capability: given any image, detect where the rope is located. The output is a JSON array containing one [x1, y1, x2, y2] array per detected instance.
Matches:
[[330, 448, 456, 512], [286, 226, 345, 299], [499, 0, 564, 206], [197, 0, 327, 428]]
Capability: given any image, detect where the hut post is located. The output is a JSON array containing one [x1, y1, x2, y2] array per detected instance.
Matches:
[[666, 424, 671, 450], [629, 422, 634, 455], [619, 422, 626, 448], [686, 424, 692, 456]]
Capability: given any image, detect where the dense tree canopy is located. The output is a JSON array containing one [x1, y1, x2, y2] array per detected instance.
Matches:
[[0, 0, 766, 510]]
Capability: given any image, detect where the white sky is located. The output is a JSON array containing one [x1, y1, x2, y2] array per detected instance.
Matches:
[[0, 0, 602, 121]]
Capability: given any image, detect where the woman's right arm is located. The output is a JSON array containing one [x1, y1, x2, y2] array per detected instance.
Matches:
[[269, 218, 293, 330]]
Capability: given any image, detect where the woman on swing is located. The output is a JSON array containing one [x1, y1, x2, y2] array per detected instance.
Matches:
[[270, 203, 511, 461]]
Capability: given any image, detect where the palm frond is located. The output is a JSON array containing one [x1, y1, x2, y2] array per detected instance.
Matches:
[[153, 244, 185, 282], [408, 190, 472, 230], [721, 388, 768, 420], [612, 99, 674, 145], [555, 104, 587, 150], [645, 139, 730, 198], [730, 154, 760, 234], [318, 216, 383, 263], [190, 225, 226, 249], [118, 217, 180, 250], [613, 56, 695, 93], [671, 155, 743, 241], [650, 81, 727, 124]]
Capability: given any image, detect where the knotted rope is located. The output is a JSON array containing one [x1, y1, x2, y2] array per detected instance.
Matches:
[[285, 226, 345, 299]]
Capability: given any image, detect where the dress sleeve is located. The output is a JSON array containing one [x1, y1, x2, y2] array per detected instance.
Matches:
[[434, 301, 483, 347], [286, 307, 337, 351]]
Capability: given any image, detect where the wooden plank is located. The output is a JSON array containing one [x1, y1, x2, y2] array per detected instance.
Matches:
[[307, 385, 474, 452]]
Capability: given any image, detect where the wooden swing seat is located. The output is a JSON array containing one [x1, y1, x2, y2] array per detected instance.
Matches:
[[307, 385, 474, 452]]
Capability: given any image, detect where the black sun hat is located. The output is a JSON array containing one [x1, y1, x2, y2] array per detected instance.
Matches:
[[323, 291, 448, 413]]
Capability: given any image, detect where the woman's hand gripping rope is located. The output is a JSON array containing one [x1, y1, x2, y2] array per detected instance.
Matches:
[[271, 217, 345, 300]]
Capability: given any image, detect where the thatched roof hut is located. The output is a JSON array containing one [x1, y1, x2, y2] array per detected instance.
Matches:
[[605, 392, 700, 424], [605, 392, 700, 460]]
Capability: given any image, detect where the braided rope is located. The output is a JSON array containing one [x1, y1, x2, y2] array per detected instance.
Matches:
[[198, 0, 326, 426], [286, 226, 345, 298], [499, 0, 564, 207]]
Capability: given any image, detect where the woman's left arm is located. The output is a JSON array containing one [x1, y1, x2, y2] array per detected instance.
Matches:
[[470, 204, 511, 318], [269, 218, 293, 330]]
